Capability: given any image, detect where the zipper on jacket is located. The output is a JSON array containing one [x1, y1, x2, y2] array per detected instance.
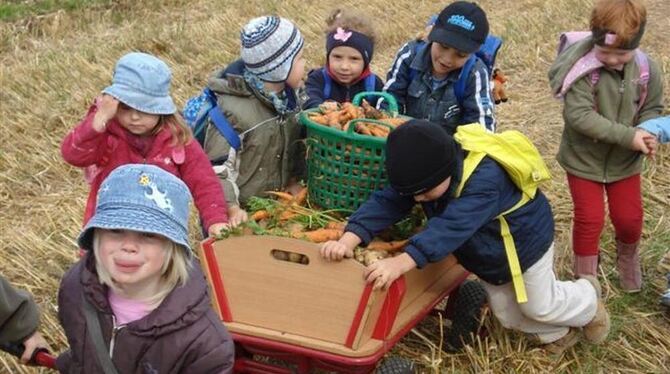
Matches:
[[278, 117, 286, 188], [604, 76, 627, 183], [109, 315, 126, 358]]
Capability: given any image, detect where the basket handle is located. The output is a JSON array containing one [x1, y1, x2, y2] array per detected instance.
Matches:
[[352, 92, 399, 116]]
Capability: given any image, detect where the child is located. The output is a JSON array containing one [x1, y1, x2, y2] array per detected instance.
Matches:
[[203, 16, 306, 226], [321, 120, 610, 354], [548, 0, 664, 291], [0, 275, 50, 364], [304, 9, 384, 109], [383, 1, 496, 135], [61, 52, 229, 237], [56, 164, 234, 373], [638, 116, 670, 307]]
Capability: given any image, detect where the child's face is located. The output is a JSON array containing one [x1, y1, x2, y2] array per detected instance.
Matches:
[[594, 45, 635, 71], [328, 46, 365, 85], [430, 43, 470, 79], [116, 102, 161, 136], [414, 176, 452, 203], [98, 229, 167, 293], [286, 49, 306, 89]]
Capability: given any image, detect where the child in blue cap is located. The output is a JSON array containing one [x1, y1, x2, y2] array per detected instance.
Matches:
[[383, 1, 496, 135], [62, 52, 229, 238], [56, 164, 234, 373]]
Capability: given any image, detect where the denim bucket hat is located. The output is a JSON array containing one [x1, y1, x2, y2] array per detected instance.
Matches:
[[78, 164, 192, 255], [102, 52, 177, 115]]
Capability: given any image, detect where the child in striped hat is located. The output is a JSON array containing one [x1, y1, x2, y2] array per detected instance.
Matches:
[[202, 16, 307, 227]]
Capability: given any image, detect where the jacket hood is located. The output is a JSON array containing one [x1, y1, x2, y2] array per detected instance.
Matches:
[[548, 38, 594, 95], [81, 254, 211, 337]]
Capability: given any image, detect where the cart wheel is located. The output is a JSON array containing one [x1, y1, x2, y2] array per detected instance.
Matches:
[[444, 279, 487, 352], [376, 356, 415, 374]]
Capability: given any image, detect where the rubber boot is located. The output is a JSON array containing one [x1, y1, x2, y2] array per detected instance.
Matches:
[[573, 255, 599, 278], [616, 240, 642, 293]]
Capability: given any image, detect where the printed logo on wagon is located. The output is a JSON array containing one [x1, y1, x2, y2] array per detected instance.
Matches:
[[448, 15, 475, 31]]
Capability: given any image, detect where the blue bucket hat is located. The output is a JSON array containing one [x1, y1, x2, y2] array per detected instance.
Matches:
[[102, 52, 177, 115], [78, 164, 192, 255]]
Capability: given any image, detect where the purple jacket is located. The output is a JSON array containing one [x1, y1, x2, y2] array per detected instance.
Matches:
[[56, 255, 234, 373]]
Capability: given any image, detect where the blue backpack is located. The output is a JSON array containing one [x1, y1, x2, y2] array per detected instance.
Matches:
[[409, 34, 503, 106], [182, 87, 241, 152]]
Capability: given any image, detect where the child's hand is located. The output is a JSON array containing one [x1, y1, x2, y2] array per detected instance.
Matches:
[[320, 240, 354, 261], [642, 132, 658, 158], [630, 129, 652, 154], [93, 94, 119, 132], [207, 222, 230, 237], [364, 253, 417, 291], [21, 331, 50, 364], [227, 205, 248, 228], [320, 231, 361, 261]]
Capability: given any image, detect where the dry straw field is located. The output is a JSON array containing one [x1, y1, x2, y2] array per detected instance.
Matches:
[[1, 0, 669, 372]]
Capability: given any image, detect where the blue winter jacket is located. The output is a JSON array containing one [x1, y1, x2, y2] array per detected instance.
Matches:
[[345, 153, 554, 285], [304, 68, 385, 109], [383, 40, 496, 135]]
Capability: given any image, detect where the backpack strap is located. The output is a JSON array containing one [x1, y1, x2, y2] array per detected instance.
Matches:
[[321, 68, 332, 99], [634, 50, 649, 113], [456, 151, 528, 304], [453, 55, 477, 106], [209, 106, 241, 151], [82, 295, 120, 374]]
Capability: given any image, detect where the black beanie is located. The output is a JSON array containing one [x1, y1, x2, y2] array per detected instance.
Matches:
[[385, 120, 458, 196]]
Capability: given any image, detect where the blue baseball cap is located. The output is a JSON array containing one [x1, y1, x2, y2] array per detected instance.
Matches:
[[103, 52, 177, 115], [78, 164, 192, 255], [428, 1, 489, 54]]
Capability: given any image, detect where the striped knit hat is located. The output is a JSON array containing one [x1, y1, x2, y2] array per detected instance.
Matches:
[[240, 16, 304, 83]]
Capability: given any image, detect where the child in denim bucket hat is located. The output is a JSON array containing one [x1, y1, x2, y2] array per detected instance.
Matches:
[[56, 164, 235, 373], [201, 16, 307, 226], [62, 52, 230, 238]]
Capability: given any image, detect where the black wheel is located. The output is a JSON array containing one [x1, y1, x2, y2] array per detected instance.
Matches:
[[443, 279, 487, 352], [376, 356, 415, 374]]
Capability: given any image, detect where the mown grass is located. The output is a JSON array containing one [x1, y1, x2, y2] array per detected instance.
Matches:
[[0, 0, 668, 373], [0, 0, 112, 22]]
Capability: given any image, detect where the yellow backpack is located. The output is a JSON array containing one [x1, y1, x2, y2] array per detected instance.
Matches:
[[453, 124, 551, 303]]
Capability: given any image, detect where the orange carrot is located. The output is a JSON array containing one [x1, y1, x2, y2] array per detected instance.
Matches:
[[294, 186, 308, 206], [265, 191, 294, 202], [279, 210, 299, 221], [297, 229, 344, 243], [250, 210, 270, 221], [366, 240, 409, 252], [325, 221, 346, 231]]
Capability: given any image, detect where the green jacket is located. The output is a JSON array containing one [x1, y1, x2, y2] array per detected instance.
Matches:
[[0, 275, 40, 344], [203, 60, 305, 206], [548, 38, 664, 182]]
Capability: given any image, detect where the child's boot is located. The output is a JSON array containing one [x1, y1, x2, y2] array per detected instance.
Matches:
[[573, 254, 599, 278], [581, 276, 610, 344], [616, 240, 642, 293], [543, 328, 580, 356]]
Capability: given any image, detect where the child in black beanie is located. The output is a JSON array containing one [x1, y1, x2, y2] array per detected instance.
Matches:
[[320, 120, 610, 354]]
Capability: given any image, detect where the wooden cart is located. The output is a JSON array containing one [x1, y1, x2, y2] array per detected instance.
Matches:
[[199, 235, 471, 373]]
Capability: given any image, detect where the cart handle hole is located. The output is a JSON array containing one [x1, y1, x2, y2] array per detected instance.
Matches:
[[271, 249, 310, 265]]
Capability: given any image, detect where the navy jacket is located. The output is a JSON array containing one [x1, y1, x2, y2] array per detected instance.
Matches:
[[346, 153, 554, 285], [304, 68, 385, 109], [383, 40, 496, 135]]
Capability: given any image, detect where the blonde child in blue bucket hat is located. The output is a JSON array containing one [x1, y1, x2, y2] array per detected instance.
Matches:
[[62, 52, 229, 238], [56, 164, 235, 373]]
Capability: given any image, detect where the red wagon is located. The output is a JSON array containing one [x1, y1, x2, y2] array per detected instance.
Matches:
[[199, 235, 484, 373]]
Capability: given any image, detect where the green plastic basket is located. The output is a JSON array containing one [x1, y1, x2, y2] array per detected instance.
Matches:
[[300, 92, 402, 212]]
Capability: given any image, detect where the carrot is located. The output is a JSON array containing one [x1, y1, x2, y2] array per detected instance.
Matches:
[[325, 221, 346, 231], [250, 210, 270, 221], [279, 210, 299, 221], [294, 186, 308, 206], [265, 191, 294, 202], [356, 123, 373, 136], [297, 229, 344, 243], [366, 240, 409, 252]]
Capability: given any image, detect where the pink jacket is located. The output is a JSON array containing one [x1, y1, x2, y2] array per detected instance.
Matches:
[[61, 104, 228, 229]]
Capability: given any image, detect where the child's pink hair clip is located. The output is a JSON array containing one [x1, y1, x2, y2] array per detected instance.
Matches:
[[334, 27, 352, 42], [604, 33, 617, 46]]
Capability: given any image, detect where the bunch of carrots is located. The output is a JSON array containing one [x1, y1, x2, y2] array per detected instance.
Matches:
[[307, 100, 407, 138], [217, 187, 413, 265]]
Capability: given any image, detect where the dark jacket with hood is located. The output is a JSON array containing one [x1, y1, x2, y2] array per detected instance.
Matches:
[[346, 152, 554, 285], [304, 67, 385, 109], [56, 255, 234, 374]]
